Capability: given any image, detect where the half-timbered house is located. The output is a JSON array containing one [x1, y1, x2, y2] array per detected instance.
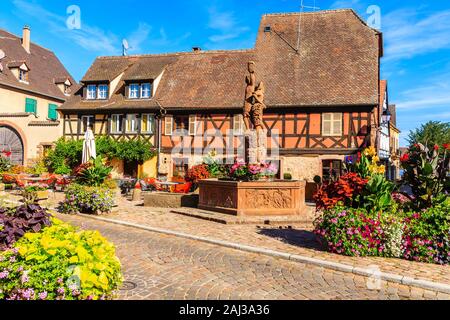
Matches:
[[60, 9, 386, 181]]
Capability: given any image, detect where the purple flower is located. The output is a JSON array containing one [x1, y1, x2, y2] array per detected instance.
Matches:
[[17, 266, 24, 272], [57, 287, 65, 295], [21, 288, 35, 300], [21, 273, 29, 284], [0, 271, 9, 279], [9, 256, 16, 263], [57, 277, 64, 284], [39, 291, 48, 300], [72, 289, 81, 297]]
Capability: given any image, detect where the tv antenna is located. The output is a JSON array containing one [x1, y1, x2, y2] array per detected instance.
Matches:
[[122, 39, 130, 56], [296, 0, 320, 52]]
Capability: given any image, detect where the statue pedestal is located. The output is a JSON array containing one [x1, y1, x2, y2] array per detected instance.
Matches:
[[198, 179, 307, 217], [245, 129, 267, 164]]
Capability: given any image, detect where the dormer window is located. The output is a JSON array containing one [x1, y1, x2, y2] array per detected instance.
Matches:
[[9, 62, 30, 83], [19, 69, 28, 82], [141, 83, 151, 99], [128, 83, 152, 99], [97, 84, 108, 100], [87, 85, 97, 100], [64, 84, 70, 95], [129, 84, 140, 99], [86, 84, 108, 100]]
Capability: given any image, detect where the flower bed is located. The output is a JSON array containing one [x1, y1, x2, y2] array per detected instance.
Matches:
[[0, 204, 122, 300], [313, 145, 450, 265], [59, 184, 115, 215]]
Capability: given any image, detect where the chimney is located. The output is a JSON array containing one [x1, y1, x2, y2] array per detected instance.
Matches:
[[192, 46, 201, 52], [22, 25, 31, 54]]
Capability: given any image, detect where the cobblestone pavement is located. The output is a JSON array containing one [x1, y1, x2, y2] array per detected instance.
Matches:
[[83, 198, 450, 287], [59, 214, 450, 300]]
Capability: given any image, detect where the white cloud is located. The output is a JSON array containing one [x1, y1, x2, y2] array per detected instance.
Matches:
[[207, 8, 249, 44], [12, 0, 119, 54], [127, 22, 151, 53], [383, 8, 450, 61], [330, 0, 360, 9]]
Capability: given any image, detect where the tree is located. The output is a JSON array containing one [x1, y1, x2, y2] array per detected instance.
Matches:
[[407, 121, 450, 147]]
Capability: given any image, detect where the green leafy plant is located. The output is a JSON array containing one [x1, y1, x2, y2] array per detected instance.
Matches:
[[401, 143, 450, 209], [361, 174, 395, 212], [45, 138, 157, 174], [74, 157, 112, 187], [0, 157, 13, 174], [0, 218, 122, 300], [59, 184, 115, 215]]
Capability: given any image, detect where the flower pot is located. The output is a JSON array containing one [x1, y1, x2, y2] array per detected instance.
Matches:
[[36, 190, 49, 200]]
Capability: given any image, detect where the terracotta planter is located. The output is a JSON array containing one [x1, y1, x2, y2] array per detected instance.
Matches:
[[36, 190, 49, 200]]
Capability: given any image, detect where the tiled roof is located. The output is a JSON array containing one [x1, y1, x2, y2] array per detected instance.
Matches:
[[0, 29, 76, 101], [61, 9, 381, 111]]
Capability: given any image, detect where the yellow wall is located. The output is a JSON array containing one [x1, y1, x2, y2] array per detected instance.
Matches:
[[138, 156, 158, 178], [0, 86, 64, 163]]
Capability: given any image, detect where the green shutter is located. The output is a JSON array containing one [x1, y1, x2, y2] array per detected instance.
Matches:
[[48, 104, 58, 120], [25, 98, 37, 114]]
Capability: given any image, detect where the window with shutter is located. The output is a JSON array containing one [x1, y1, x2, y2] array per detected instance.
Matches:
[[48, 104, 58, 120], [165, 116, 173, 136], [233, 114, 244, 135], [322, 113, 342, 136], [141, 114, 154, 134], [25, 98, 37, 114], [188, 115, 197, 136], [111, 114, 123, 134]]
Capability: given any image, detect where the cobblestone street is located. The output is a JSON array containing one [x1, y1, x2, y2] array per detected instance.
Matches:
[[59, 214, 450, 300]]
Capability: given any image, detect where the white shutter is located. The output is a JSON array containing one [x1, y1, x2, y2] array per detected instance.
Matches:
[[165, 116, 173, 136], [189, 115, 197, 136]]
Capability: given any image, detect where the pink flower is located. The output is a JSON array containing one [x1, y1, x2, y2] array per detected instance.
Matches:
[[39, 291, 48, 300]]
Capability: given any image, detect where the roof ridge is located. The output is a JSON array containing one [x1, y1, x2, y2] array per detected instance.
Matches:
[[96, 48, 255, 60], [262, 8, 354, 17], [262, 9, 381, 35]]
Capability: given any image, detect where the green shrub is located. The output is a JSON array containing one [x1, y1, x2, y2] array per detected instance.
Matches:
[[45, 137, 157, 174], [401, 143, 449, 209], [75, 157, 112, 187], [0, 218, 122, 300], [59, 184, 115, 215], [0, 157, 13, 174]]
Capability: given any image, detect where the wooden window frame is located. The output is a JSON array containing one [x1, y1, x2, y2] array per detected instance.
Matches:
[[81, 115, 94, 133], [188, 115, 197, 136], [97, 84, 109, 100], [322, 113, 343, 137], [129, 84, 140, 99], [233, 114, 244, 135], [47, 103, 58, 121], [86, 85, 97, 100], [140, 83, 152, 99], [110, 114, 123, 134], [165, 116, 173, 136], [126, 114, 139, 133], [25, 98, 37, 115], [141, 114, 154, 134]]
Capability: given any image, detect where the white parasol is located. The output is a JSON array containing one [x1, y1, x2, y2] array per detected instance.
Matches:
[[82, 127, 96, 164]]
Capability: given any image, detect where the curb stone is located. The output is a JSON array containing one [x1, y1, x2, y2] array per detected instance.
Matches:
[[71, 213, 450, 295]]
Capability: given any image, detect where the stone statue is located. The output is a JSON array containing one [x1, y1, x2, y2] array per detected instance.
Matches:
[[243, 61, 256, 131], [243, 61, 267, 164]]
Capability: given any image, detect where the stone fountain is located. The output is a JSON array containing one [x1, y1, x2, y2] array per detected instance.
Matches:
[[198, 62, 307, 217]]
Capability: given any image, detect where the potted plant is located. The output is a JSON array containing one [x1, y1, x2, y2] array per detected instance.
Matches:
[[23, 183, 49, 202]]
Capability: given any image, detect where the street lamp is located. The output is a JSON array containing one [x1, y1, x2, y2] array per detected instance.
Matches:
[[381, 109, 391, 125]]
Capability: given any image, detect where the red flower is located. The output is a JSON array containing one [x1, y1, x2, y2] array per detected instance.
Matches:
[[443, 143, 450, 150], [400, 153, 409, 162], [433, 144, 439, 151]]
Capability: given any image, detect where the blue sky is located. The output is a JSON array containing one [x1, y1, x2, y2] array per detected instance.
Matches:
[[1, 0, 450, 146]]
